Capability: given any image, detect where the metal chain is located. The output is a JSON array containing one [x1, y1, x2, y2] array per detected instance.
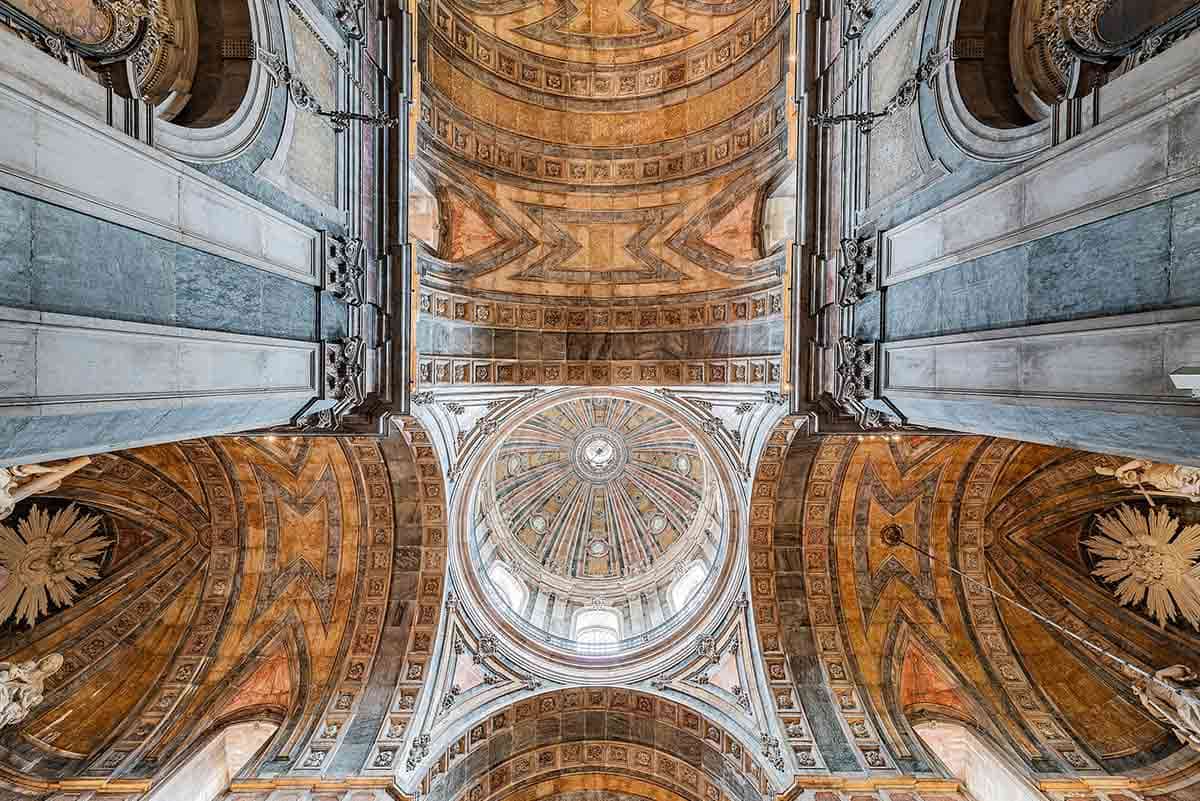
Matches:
[[828, 0, 923, 108], [281, 0, 389, 119]]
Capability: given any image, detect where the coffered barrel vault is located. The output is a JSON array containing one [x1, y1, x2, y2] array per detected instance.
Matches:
[[412, 0, 797, 389]]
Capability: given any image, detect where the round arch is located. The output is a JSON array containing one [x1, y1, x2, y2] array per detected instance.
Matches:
[[930, 0, 1051, 163], [407, 687, 776, 801], [153, 0, 276, 163]]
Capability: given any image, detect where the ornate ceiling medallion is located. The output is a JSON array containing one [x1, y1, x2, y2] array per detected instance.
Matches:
[[1086, 504, 1200, 630], [0, 504, 111, 627], [571, 428, 629, 483]]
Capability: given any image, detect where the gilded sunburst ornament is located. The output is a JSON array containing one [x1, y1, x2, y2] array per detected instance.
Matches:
[[0, 504, 110, 627], [1086, 504, 1200, 630]]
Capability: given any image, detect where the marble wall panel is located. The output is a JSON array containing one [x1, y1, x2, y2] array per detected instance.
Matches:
[[880, 195, 1200, 341], [0, 189, 318, 341]]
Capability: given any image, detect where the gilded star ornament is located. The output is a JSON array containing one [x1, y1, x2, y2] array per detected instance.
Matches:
[[0, 504, 110, 627], [1086, 504, 1200, 630]]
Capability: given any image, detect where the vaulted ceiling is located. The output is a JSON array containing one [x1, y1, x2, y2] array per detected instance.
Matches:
[[412, 0, 794, 389], [3, 426, 1198, 799]]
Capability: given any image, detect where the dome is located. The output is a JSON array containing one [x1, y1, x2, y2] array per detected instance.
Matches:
[[461, 392, 732, 660], [486, 396, 707, 581]]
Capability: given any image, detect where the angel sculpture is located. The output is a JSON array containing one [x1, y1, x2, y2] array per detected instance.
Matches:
[[1130, 665, 1200, 752], [1095, 459, 1200, 505], [0, 458, 92, 520], [0, 653, 63, 730]]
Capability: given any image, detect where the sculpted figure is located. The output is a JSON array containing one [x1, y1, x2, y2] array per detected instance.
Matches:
[[1096, 459, 1200, 504], [1131, 665, 1200, 751], [0, 458, 92, 519], [0, 653, 63, 729]]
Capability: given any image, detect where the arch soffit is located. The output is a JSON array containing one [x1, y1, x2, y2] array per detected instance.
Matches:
[[928, 0, 1051, 163], [409, 686, 776, 801], [154, 0, 277, 163]]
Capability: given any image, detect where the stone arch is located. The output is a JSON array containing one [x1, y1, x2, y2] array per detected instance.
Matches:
[[930, 0, 1051, 162], [164, 0, 255, 128], [153, 0, 276, 162], [410, 687, 774, 801]]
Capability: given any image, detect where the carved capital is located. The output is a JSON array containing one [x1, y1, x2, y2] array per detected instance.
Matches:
[[334, 0, 366, 39], [844, 0, 873, 40], [834, 337, 899, 430], [300, 337, 367, 431], [325, 234, 365, 306], [838, 235, 875, 307], [835, 337, 876, 405]]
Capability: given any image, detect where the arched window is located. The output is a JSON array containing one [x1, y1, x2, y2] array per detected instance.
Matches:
[[146, 721, 278, 801], [489, 562, 527, 612], [669, 562, 707, 612], [574, 608, 621, 645], [914, 721, 1046, 801]]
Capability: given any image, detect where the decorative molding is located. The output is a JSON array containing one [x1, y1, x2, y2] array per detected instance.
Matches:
[[0, 74, 321, 284], [419, 288, 784, 331], [418, 91, 788, 192], [417, 357, 783, 388], [423, 0, 788, 104], [887, 36, 1200, 284]]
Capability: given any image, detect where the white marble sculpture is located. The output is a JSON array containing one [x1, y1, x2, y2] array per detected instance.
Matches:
[[0, 458, 92, 520], [0, 653, 63, 730], [1131, 665, 1200, 752], [1096, 459, 1200, 504]]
